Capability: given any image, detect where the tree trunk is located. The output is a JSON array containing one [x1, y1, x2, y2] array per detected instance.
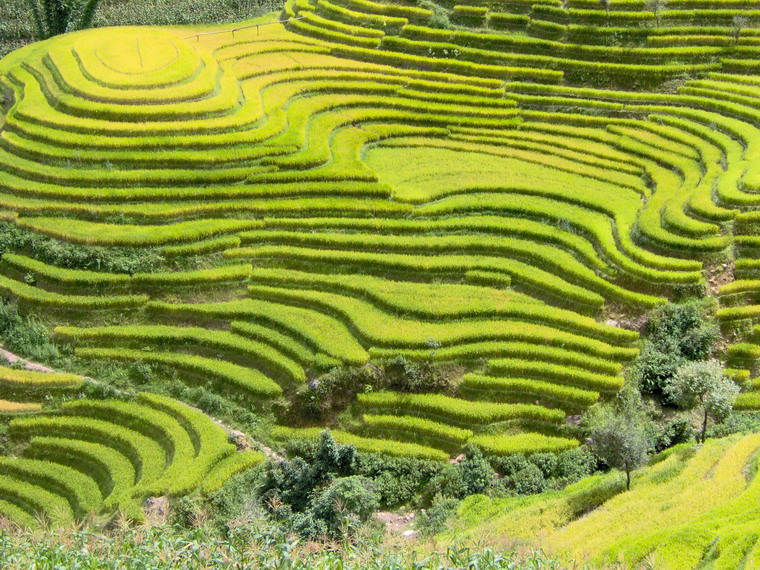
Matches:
[[626, 469, 631, 490], [702, 407, 709, 443]]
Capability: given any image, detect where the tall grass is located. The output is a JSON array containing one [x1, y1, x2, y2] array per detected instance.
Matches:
[[0, 524, 561, 569]]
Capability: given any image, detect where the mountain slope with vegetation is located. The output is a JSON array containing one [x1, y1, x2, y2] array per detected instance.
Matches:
[[2, 0, 760, 566]]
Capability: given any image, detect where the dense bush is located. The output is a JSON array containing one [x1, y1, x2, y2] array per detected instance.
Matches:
[[416, 493, 460, 536], [634, 300, 718, 399], [490, 447, 596, 493], [707, 412, 760, 438], [25, 0, 101, 39], [650, 416, 694, 452], [0, 0, 280, 57], [256, 431, 385, 539], [292, 365, 381, 421], [423, 447, 496, 502], [353, 453, 443, 507], [383, 356, 453, 394], [293, 358, 453, 422], [665, 360, 739, 443]]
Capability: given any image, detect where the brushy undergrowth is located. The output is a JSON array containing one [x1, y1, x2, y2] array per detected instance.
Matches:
[[0, 524, 561, 569]]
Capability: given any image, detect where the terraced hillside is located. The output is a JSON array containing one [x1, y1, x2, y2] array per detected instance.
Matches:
[[449, 433, 760, 568], [4, 0, 760, 527], [0, 373, 263, 527]]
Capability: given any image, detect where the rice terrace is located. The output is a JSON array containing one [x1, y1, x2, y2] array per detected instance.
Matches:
[[3, 0, 760, 567]]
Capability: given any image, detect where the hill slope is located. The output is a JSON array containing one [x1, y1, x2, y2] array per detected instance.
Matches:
[[448, 434, 760, 568]]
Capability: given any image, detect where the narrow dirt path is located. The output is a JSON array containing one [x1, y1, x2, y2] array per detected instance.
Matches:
[[0, 348, 56, 373], [377, 511, 417, 538]]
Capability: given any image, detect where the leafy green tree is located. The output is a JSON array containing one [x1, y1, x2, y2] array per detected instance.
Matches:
[[665, 360, 740, 443], [25, 0, 101, 39], [733, 15, 749, 45], [588, 408, 649, 491], [634, 300, 718, 399], [600, 0, 610, 23]]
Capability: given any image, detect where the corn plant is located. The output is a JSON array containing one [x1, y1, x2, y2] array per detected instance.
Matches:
[[24, 0, 100, 39]]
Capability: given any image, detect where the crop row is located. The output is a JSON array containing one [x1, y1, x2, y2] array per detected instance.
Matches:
[[146, 299, 369, 364], [487, 359, 623, 392], [0, 400, 42, 414], [362, 413, 474, 445], [0, 367, 85, 391], [0, 273, 148, 310], [234, 243, 652, 311], [369, 341, 622, 375], [241, 285, 638, 360], [469, 433, 579, 455], [246, 267, 638, 345], [74, 347, 283, 399], [356, 392, 565, 425], [460, 374, 600, 410], [55, 325, 305, 384], [0, 394, 258, 527], [2, 254, 253, 290], [272, 426, 449, 461]]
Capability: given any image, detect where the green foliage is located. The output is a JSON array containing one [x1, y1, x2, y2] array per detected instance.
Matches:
[[647, 300, 718, 362], [0, 223, 164, 275], [650, 415, 695, 452], [258, 431, 387, 539], [511, 463, 547, 496], [588, 405, 649, 490], [707, 412, 760, 439], [416, 493, 459, 536], [352, 452, 443, 507], [292, 365, 380, 421], [311, 475, 380, 533], [25, 0, 101, 39], [383, 356, 452, 394], [0, 523, 563, 568], [0, 299, 59, 362], [634, 300, 719, 398], [489, 447, 596, 494], [665, 359, 740, 443], [418, 0, 450, 29], [423, 446, 496, 501]]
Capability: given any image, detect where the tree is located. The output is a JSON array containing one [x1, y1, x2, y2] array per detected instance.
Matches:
[[665, 360, 739, 443], [733, 15, 749, 45], [645, 0, 667, 27], [599, 0, 611, 24], [589, 410, 649, 490], [634, 299, 718, 399], [25, 0, 101, 40]]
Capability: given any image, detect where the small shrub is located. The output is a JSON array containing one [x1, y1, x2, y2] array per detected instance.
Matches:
[[512, 463, 547, 495], [416, 493, 459, 536], [383, 356, 451, 394], [650, 416, 694, 452], [0, 300, 59, 362], [311, 476, 380, 536]]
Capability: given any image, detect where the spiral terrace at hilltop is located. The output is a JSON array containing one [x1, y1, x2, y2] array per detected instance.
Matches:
[[3, 2, 760, 544]]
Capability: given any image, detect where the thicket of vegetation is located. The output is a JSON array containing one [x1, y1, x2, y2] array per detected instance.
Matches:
[[0, 0, 278, 57]]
